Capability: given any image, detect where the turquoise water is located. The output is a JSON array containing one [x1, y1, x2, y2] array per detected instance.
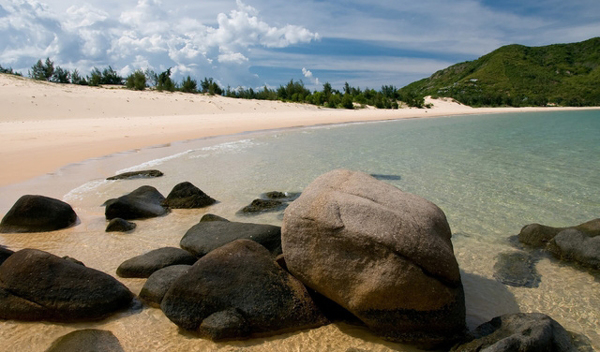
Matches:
[[1, 110, 599, 351]]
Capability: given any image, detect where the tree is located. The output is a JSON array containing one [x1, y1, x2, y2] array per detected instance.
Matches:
[[180, 75, 197, 93], [157, 68, 175, 92], [101, 66, 123, 85], [125, 70, 147, 90], [29, 57, 54, 81], [51, 66, 70, 83], [341, 94, 354, 109], [70, 69, 87, 85], [87, 67, 102, 86], [144, 69, 158, 87], [200, 77, 222, 95]]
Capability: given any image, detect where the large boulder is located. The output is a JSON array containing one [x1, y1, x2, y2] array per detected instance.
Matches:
[[161, 239, 327, 340], [0, 246, 14, 265], [116, 247, 197, 278], [45, 329, 125, 352], [281, 169, 465, 348], [139, 264, 191, 307], [0, 195, 77, 233], [163, 182, 217, 209], [104, 186, 169, 220], [450, 313, 578, 352], [180, 221, 281, 257], [0, 249, 133, 322], [518, 219, 600, 269]]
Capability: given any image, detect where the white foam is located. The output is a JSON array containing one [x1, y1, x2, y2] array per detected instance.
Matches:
[[114, 150, 194, 174]]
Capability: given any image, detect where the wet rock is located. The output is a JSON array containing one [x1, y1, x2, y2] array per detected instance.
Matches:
[[261, 191, 301, 201], [282, 169, 465, 348], [163, 182, 217, 209], [238, 199, 286, 214], [370, 173, 402, 181], [450, 313, 579, 352], [547, 229, 600, 270], [0, 195, 77, 233], [180, 221, 281, 257], [199, 214, 229, 222], [0, 246, 14, 265], [116, 247, 197, 278], [0, 249, 133, 322], [139, 264, 191, 307], [45, 329, 125, 352], [161, 240, 327, 340], [105, 218, 136, 232], [62, 256, 85, 266], [518, 219, 600, 248], [104, 186, 169, 220], [107, 169, 163, 180], [493, 251, 541, 288]]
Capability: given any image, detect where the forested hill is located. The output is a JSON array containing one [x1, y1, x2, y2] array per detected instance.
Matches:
[[399, 37, 600, 107]]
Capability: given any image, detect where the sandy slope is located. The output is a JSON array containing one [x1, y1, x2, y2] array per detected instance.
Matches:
[[0, 73, 594, 186]]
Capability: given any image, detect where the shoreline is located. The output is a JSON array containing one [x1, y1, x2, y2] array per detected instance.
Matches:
[[2, 73, 599, 189]]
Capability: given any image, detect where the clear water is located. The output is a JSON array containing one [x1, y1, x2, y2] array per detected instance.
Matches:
[[1, 110, 599, 351]]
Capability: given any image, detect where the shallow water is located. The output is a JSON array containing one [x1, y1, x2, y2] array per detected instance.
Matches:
[[1, 110, 599, 351]]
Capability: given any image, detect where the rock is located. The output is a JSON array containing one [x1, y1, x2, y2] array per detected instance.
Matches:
[[116, 247, 197, 278], [105, 218, 136, 232], [180, 221, 282, 257], [0, 246, 14, 265], [200, 214, 229, 222], [370, 174, 402, 181], [261, 191, 301, 201], [518, 219, 600, 270], [238, 199, 286, 214], [518, 219, 600, 248], [0, 195, 78, 233], [547, 229, 600, 270], [105, 186, 169, 220], [107, 169, 163, 180], [163, 182, 217, 209], [62, 256, 85, 266], [450, 313, 578, 352], [493, 251, 541, 288], [161, 239, 327, 340], [45, 329, 125, 352], [139, 265, 191, 307], [0, 249, 133, 322], [281, 169, 465, 348]]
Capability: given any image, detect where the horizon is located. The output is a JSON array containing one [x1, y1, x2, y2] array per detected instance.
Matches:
[[1, 0, 600, 91]]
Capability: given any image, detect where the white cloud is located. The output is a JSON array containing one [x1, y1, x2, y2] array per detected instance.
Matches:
[[302, 67, 319, 86]]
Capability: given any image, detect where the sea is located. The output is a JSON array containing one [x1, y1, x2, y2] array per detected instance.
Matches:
[[1, 110, 599, 351]]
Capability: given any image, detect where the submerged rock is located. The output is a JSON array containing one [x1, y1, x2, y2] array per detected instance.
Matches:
[[493, 251, 541, 288], [0, 195, 77, 233], [450, 313, 579, 352], [105, 186, 169, 220], [105, 218, 136, 233], [139, 264, 191, 307], [116, 247, 197, 278], [238, 191, 301, 216], [163, 182, 217, 209], [161, 239, 327, 340], [180, 221, 282, 257], [199, 214, 229, 222], [0, 249, 133, 322], [282, 169, 465, 348], [107, 169, 163, 180], [45, 329, 125, 352]]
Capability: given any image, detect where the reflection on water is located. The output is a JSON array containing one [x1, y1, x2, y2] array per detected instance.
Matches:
[[1, 111, 600, 351]]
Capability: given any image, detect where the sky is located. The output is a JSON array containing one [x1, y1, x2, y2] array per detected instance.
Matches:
[[1, 0, 600, 91]]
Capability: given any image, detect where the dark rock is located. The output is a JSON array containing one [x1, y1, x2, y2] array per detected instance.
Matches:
[[105, 186, 169, 220], [139, 265, 191, 307], [238, 199, 286, 215], [200, 214, 229, 222], [450, 313, 579, 352], [62, 256, 86, 266], [370, 173, 402, 181], [105, 218, 136, 232], [282, 169, 465, 348], [0, 195, 77, 233], [519, 219, 600, 248], [261, 191, 301, 201], [0, 249, 133, 322], [180, 221, 282, 257], [547, 229, 600, 270], [107, 169, 163, 180], [161, 239, 327, 340], [45, 329, 125, 352], [493, 251, 541, 288], [0, 246, 14, 265], [163, 182, 216, 209], [116, 247, 197, 278]]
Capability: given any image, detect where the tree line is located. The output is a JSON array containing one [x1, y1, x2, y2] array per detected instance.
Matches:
[[2, 57, 426, 109]]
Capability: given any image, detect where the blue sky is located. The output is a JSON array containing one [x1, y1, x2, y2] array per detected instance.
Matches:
[[1, 0, 599, 91]]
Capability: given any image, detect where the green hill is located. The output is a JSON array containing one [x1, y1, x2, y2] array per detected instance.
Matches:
[[399, 37, 600, 107]]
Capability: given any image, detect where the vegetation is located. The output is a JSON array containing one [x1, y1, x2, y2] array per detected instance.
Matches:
[[125, 70, 147, 91], [399, 37, 600, 107], [0, 64, 22, 76]]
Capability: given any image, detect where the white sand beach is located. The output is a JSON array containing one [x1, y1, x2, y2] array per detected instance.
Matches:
[[2, 73, 592, 187]]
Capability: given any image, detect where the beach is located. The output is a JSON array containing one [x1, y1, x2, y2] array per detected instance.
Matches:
[[2, 73, 592, 189]]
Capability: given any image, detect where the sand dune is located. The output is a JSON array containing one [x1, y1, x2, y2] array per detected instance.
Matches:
[[0, 73, 594, 186]]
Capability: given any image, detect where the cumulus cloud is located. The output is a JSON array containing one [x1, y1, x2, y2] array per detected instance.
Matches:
[[302, 67, 319, 86], [0, 0, 319, 85]]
